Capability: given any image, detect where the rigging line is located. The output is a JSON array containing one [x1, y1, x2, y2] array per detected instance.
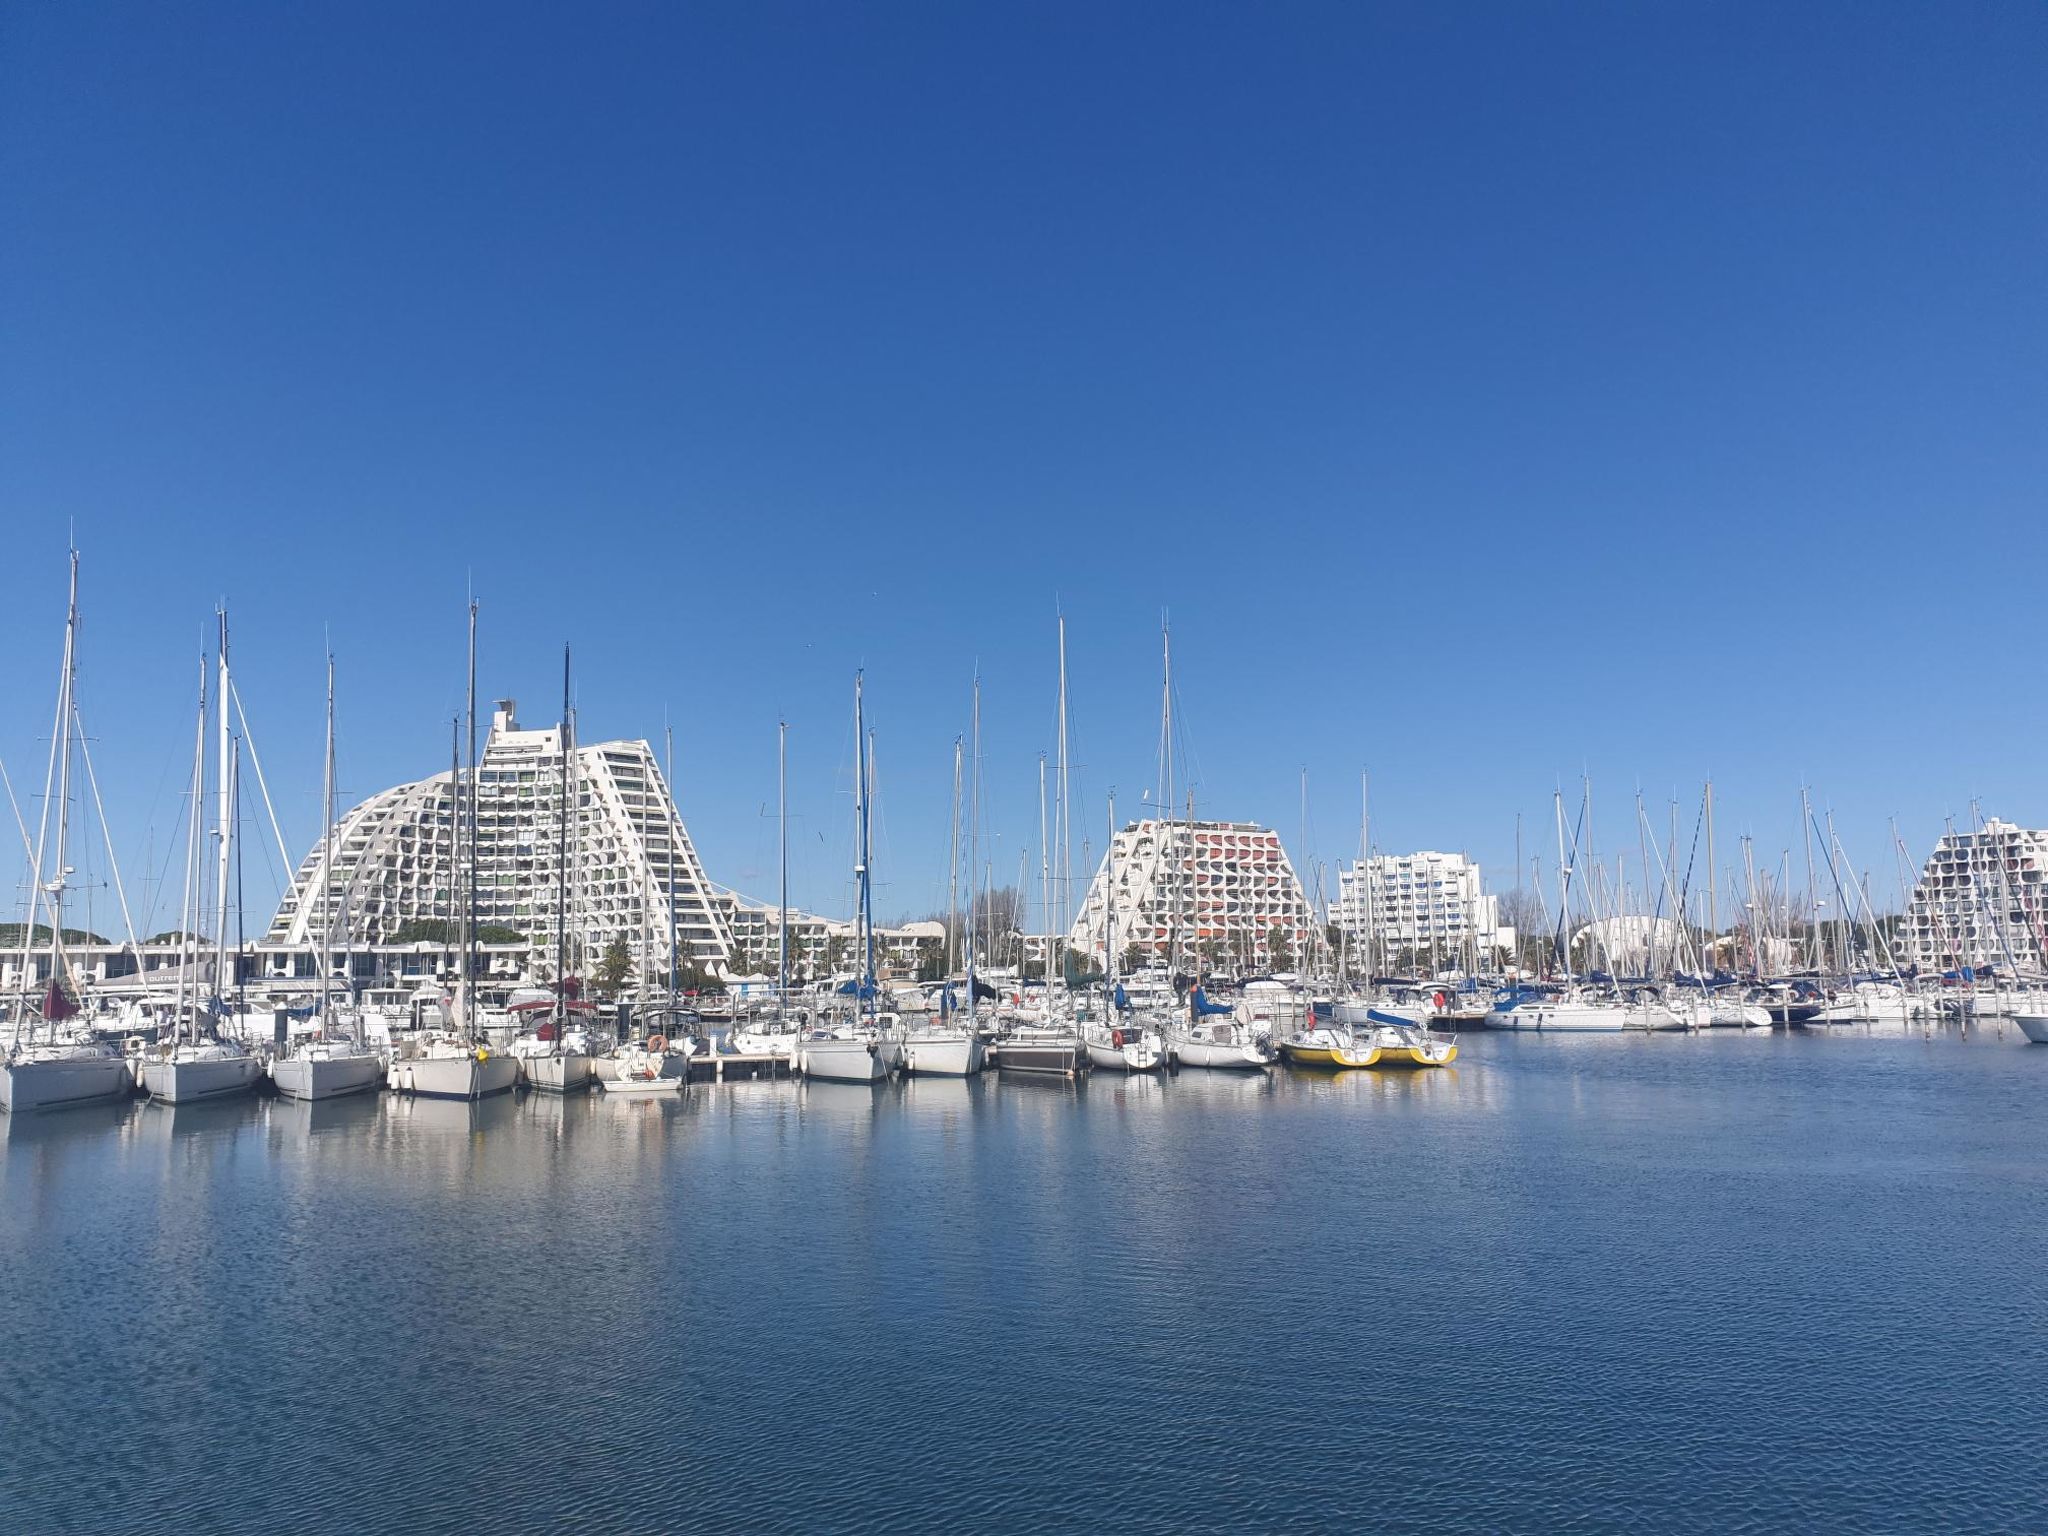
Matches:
[[227, 676, 297, 887], [74, 718, 141, 953]]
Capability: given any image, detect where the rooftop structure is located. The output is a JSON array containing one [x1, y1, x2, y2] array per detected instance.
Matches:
[[1332, 850, 1508, 970]]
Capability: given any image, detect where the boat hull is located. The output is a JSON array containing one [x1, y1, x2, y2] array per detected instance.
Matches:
[[139, 1054, 265, 1104], [1484, 1004, 1681, 1032], [270, 1053, 383, 1101], [997, 1035, 1084, 1076], [396, 1054, 519, 1100], [901, 1032, 986, 1076], [2016, 1014, 2048, 1045], [597, 1072, 679, 1095], [518, 1053, 595, 1093], [1279, 1041, 1378, 1069], [0, 1053, 132, 1113], [799, 1036, 889, 1082], [1084, 1038, 1164, 1072]]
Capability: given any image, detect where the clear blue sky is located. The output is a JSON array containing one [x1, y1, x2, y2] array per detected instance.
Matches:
[[3, 2, 2044, 936]]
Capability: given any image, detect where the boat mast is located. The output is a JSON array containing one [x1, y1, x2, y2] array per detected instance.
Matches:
[[1037, 753, 1049, 999], [463, 600, 478, 1043], [557, 645, 572, 1035], [1705, 779, 1718, 974], [1055, 614, 1070, 1006], [1105, 789, 1118, 991], [852, 672, 873, 1019], [209, 608, 233, 1016], [319, 651, 335, 1027], [776, 719, 788, 1020], [1159, 619, 1176, 979], [967, 677, 980, 1028], [1361, 770, 1373, 989], [947, 733, 962, 1013], [173, 657, 205, 1045], [666, 724, 679, 1001]]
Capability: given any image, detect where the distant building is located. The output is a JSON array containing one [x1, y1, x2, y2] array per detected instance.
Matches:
[[1899, 818, 2048, 973], [265, 700, 731, 978], [1068, 819, 1312, 970], [1332, 850, 1507, 969]]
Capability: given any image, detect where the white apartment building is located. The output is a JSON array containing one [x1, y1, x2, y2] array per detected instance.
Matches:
[[1898, 818, 2048, 973], [266, 700, 731, 977], [1332, 850, 1506, 968], [1068, 819, 1312, 971], [716, 890, 945, 982]]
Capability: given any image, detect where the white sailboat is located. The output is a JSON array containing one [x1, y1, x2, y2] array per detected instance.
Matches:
[[389, 603, 517, 1101], [2, 554, 130, 1113], [902, 704, 986, 1076], [726, 722, 803, 1063], [271, 652, 381, 1101], [137, 612, 266, 1105], [512, 647, 595, 1093], [798, 673, 900, 1084], [1083, 791, 1164, 1071]]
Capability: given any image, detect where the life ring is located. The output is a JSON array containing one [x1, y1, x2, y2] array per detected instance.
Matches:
[[1111, 1029, 1126, 1048], [647, 1034, 668, 1054], [1433, 991, 1447, 1010]]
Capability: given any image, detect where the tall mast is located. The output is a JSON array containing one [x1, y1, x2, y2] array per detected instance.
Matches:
[[1361, 771, 1374, 987], [666, 724, 679, 998], [853, 672, 872, 1014], [556, 644, 572, 1031], [463, 601, 478, 1041], [1055, 614, 1070, 1004], [947, 734, 962, 1006], [776, 719, 788, 1018], [212, 608, 231, 999], [1160, 620, 1176, 976], [1705, 780, 1717, 973], [1037, 753, 1049, 994], [1105, 790, 1118, 988], [967, 676, 980, 1025], [1800, 785, 1818, 973], [45, 552, 82, 1021], [319, 651, 335, 1025], [173, 657, 206, 1044]]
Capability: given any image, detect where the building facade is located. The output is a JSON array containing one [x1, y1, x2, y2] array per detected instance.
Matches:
[[1331, 850, 1505, 969], [266, 700, 731, 978], [1067, 819, 1313, 971], [1898, 818, 2048, 973]]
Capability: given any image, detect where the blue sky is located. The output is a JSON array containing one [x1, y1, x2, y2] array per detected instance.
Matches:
[[3, 2, 2044, 935]]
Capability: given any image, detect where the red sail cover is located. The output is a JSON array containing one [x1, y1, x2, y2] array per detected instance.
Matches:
[[44, 980, 79, 1021]]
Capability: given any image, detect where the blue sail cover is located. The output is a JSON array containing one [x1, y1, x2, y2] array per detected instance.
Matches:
[[1113, 983, 1130, 1012], [835, 978, 879, 1000], [1191, 986, 1232, 1017], [1365, 1009, 1417, 1029]]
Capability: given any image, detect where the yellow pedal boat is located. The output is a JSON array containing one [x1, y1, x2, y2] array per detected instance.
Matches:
[[1279, 1028, 1381, 1069]]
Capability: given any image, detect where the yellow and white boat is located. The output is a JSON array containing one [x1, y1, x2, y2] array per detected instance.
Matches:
[[1278, 1025, 1381, 1069], [1369, 1022, 1459, 1068]]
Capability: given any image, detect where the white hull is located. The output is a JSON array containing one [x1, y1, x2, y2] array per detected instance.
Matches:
[[1171, 1037, 1272, 1069], [270, 1053, 383, 1101], [900, 1031, 986, 1076], [996, 1032, 1084, 1075], [598, 1073, 679, 1095], [518, 1053, 595, 1093], [1333, 1000, 1431, 1028], [799, 1036, 889, 1082], [394, 1054, 519, 1099], [1484, 1002, 1682, 1032], [726, 1028, 799, 1059], [1084, 1037, 1164, 1072], [2015, 1014, 2048, 1044], [1, 1053, 132, 1113], [139, 1053, 265, 1104]]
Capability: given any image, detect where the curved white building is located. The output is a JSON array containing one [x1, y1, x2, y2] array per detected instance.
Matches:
[[266, 700, 730, 975], [1068, 818, 1311, 971]]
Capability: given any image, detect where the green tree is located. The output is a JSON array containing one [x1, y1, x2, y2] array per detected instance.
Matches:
[[1267, 928, 1294, 972], [594, 939, 633, 998]]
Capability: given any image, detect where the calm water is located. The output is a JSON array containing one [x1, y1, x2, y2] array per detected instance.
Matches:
[[5, 1026, 2046, 1534]]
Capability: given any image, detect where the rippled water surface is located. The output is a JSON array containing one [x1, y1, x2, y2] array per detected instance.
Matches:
[[5, 1027, 2047, 1533]]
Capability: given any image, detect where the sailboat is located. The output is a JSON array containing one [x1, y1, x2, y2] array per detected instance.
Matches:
[[138, 610, 265, 1105], [797, 673, 900, 1083], [513, 647, 595, 1093], [1083, 791, 1164, 1071], [2, 554, 133, 1113], [271, 652, 382, 1101], [726, 722, 804, 1063], [901, 720, 987, 1076], [999, 618, 1086, 1077], [390, 603, 518, 1100]]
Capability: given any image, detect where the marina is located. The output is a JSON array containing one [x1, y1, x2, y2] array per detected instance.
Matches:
[[4, 1025, 2044, 1534]]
